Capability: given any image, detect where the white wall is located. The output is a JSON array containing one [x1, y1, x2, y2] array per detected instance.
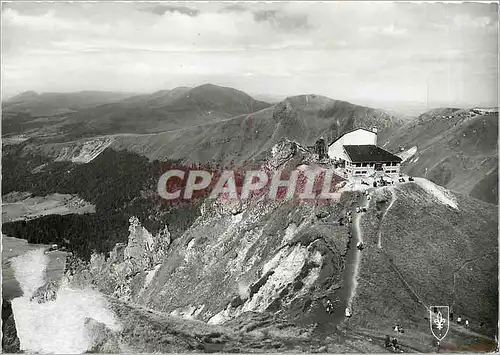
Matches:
[[328, 129, 377, 160], [344, 160, 400, 179]]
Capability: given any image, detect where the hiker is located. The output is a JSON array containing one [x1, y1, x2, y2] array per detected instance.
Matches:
[[326, 300, 333, 314], [457, 316, 462, 324], [465, 319, 469, 328], [356, 241, 364, 251], [398, 325, 405, 334], [450, 311, 454, 321], [392, 337, 399, 350], [393, 325, 399, 332], [385, 335, 391, 348], [345, 307, 352, 317]]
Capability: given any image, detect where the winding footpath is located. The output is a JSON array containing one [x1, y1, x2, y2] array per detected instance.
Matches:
[[330, 190, 370, 326], [374, 185, 495, 343]]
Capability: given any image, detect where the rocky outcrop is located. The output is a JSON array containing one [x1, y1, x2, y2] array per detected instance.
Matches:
[[2, 300, 21, 353], [66, 216, 172, 301], [269, 138, 298, 169], [65, 139, 352, 327], [54, 138, 114, 164], [30, 280, 60, 304]]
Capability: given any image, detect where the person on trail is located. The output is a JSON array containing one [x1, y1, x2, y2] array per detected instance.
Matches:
[[465, 319, 469, 328], [385, 335, 391, 348], [345, 307, 352, 317], [450, 311, 454, 321], [393, 325, 399, 332], [392, 337, 399, 350], [356, 241, 364, 250], [457, 316, 462, 324], [326, 299, 333, 314]]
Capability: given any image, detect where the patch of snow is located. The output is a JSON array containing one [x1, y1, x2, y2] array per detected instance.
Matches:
[[262, 247, 288, 275], [228, 228, 263, 274], [291, 251, 323, 301], [170, 304, 204, 320], [71, 139, 114, 163], [144, 264, 161, 289], [413, 178, 458, 210], [242, 245, 308, 313], [281, 223, 298, 246], [238, 282, 250, 300], [11, 249, 48, 297], [11, 249, 121, 354], [338, 180, 370, 193], [207, 305, 232, 325], [397, 146, 417, 163]]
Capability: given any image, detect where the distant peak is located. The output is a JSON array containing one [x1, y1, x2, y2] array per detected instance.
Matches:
[[8, 90, 39, 102]]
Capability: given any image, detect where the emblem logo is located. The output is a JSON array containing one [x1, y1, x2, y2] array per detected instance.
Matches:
[[430, 306, 450, 341]]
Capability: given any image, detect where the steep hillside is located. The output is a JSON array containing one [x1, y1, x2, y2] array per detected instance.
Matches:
[[119, 87, 191, 107], [24, 94, 403, 167], [51, 84, 271, 137], [4, 137, 497, 353], [382, 108, 498, 204], [2, 91, 137, 117], [354, 180, 498, 335]]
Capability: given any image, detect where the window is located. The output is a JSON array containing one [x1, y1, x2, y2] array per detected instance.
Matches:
[[362, 163, 368, 167], [393, 162, 399, 166], [361, 171, 367, 174], [355, 171, 361, 175], [356, 163, 362, 167]]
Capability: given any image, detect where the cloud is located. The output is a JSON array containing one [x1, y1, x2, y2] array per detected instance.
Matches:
[[139, 5, 199, 17], [1, 2, 497, 107], [359, 24, 408, 38], [219, 4, 248, 14], [253, 9, 310, 31]]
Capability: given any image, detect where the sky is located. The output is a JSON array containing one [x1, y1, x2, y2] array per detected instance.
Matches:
[[2, 1, 499, 109]]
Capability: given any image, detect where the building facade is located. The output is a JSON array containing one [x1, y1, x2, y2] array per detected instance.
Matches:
[[343, 145, 402, 179], [328, 128, 377, 161]]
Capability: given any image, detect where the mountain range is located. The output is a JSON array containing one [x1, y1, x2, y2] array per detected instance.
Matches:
[[2, 83, 498, 353], [3, 83, 497, 204]]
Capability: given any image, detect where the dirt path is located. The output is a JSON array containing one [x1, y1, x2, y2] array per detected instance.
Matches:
[[377, 187, 396, 249], [328, 191, 370, 327], [374, 186, 496, 343]]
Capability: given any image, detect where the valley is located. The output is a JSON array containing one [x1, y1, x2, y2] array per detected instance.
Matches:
[[2, 84, 498, 354]]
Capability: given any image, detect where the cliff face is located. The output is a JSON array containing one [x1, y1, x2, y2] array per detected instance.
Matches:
[[66, 140, 355, 326], [66, 216, 171, 301], [70, 192, 355, 325]]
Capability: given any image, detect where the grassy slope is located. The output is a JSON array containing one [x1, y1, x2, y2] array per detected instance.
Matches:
[[101, 95, 404, 166], [17, 91, 405, 168], [382, 110, 498, 204], [352, 182, 497, 340], [91, 297, 384, 353], [3, 91, 136, 117]]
